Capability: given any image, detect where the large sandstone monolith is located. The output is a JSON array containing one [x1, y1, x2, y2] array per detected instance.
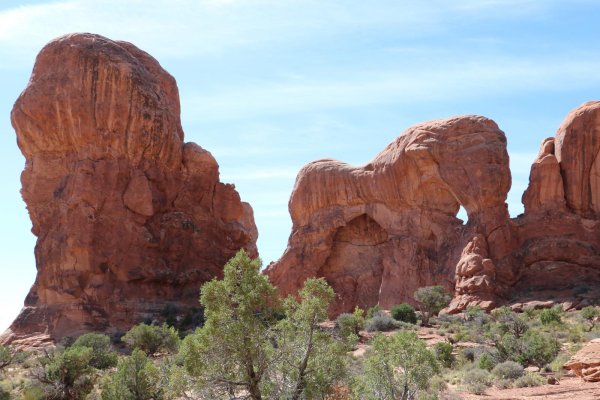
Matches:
[[2, 33, 257, 345], [265, 116, 512, 314]]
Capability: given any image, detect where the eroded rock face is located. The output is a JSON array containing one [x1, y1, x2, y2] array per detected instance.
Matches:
[[266, 116, 512, 314], [565, 338, 600, 382], [2, 33, 257, 344], [267, 101, 600, 315], [507, 101, 600, 308]]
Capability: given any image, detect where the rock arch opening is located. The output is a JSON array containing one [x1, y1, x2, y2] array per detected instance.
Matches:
[[456, 204, 468, 225]]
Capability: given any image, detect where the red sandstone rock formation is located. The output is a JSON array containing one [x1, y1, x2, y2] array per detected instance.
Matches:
[[508, 101, 600, 308], [1, 33, 257, 345], [267, 101, 600, 315], [266, 116, 512, 314], [565, 338, 600, 382]]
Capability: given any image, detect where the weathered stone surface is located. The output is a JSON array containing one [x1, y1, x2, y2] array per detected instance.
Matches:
[[1, 33, 257, 345], [267, 101, 600, 316], [266, 116, 511, 315], [448, 234, 499, 312], [508, 101, 600, 307], [556, 101, 600, 216], [522, 138, 565, 213], [565, 338, 600, 382]]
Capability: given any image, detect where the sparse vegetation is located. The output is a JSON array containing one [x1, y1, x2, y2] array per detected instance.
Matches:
[[491, 361, 524, 380], [463, 368, 492, 394], [540, 307, 562, 325], [434, 342, 454, 368], [34, 346, 96, 399], [72, 333, 117, 369], [581, 306, 598, 331], [101, 349, 162, 400], [391, 303, 417, 324], [414, 286, 451, 326], [364, 314, 401, 332], [122, 323, 180, 355], [352, 331, 439, 400], [513, 372, 546, 388], [3, 256, 599, 399], [336, 307, 364, 344]]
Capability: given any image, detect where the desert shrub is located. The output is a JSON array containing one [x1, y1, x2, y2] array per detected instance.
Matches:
[[122, 323, 180, 355], [436, 313, 462, 326], [101, 349, 162, 400], [365, 315, 400, 332], [22, 385, 44, 400], [582, 306, 598, 320], [477, 352, 496, 371], [72, 333, 117, 369], [463, 368, 492, 395], [0, 346, 15, 375], [391, 303, 417, 324], [465, 305, 484, 321], [523, 306, 536, 320], [522, 330, 560, 368], [434, 342, 454, 368], [336, 313, 360, 341], [495, 333, 524, 364], [336, 308, 364, 346], [0, 383, 9, 400], [366, 304, 382, 319], [549, 353, 571, 377], [459, 347, 478, 363], [581, 306, 599, 331], [494, 378, 513, 389], [414, 286, 451, 326], [540, 307, 562, 325], [36, 346, 95, 400], [493, 308, 528, 338], [513, 372, 545, 388], [352, 332, 439, 400], [491, 361, 524, 380]]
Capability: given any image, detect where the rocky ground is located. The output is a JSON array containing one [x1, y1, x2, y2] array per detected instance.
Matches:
[[458, 377, 600, 400]]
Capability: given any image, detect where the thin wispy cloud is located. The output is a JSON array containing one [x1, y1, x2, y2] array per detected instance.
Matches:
[[182, 56, 600, 122], [0, 0, 564, 66]]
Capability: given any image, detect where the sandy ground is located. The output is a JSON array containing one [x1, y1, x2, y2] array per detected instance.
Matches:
[[455, 376, 600, 399]]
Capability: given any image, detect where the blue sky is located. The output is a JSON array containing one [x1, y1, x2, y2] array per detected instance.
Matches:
[[1, 0, 599, 332]]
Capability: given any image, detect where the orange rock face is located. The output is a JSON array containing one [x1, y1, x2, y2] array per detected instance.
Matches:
[[266, 116, 512, 314], [2, 33, 257, 344], [266, 101, 600, 315], [565, 338, 600, 382]]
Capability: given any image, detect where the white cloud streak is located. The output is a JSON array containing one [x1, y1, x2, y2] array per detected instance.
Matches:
[[0, 0, 567, 66], [182, 56, 600, 122]]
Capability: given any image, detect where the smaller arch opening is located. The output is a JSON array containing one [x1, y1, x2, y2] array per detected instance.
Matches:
[[456, 205, 468, 225]]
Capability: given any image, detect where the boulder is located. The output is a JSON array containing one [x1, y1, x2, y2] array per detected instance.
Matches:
[[564, 339, 600, 382]]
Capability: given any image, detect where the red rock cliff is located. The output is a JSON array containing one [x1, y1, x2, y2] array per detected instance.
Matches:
[[2, 33, 257, 345], [266, 101, 600, 315], [266, 116, 512, 314]]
